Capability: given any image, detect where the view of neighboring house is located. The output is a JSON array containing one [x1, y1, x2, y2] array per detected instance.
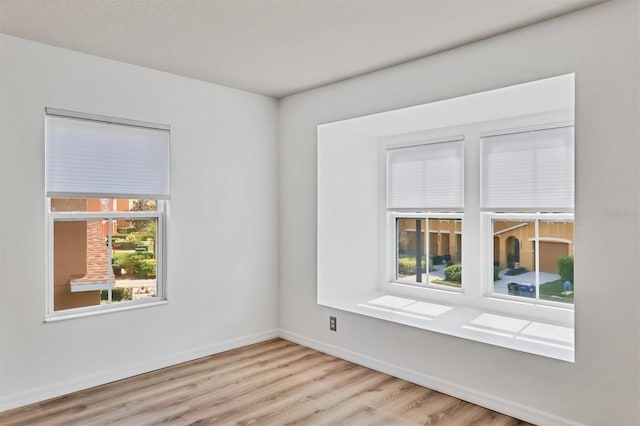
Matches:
[[51, 198, 107, 310], [398, 218, 462, 263], [493, 220, 574, 273], [51, 198, 156, 311], [90, 198, 133, 237]]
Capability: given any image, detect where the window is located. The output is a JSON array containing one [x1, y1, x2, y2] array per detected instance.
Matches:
[[394, 216, 463, 289], [382, 123, 574, 309], [481, 125, 574, 306], [491, 216, 574, 304], [386, 138, 464, 291], [45, 108, 170, 317], [317, 74, 576, 359]]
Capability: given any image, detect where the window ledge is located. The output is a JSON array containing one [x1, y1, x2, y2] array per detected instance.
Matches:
[[320, 291, 574, 362], [70, 279, 111, 292], [45, 299, 168, 323]]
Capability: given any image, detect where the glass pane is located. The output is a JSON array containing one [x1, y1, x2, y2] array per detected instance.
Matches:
[[53, 219, 110, 311], [396, 218, 426, 283], [493, 219, 574, 305], [538, 220, 574, 304], [53, 217, 158, 312], [111, 218, 158, 302], [493, 220, 536, 299], [427, 218, 462, 288], [50, 198, 157, 213], [122, 199, 157, 212], [51, 198, 107, 212], [396, 218, 462, 288], [111, 200, 157, 236]]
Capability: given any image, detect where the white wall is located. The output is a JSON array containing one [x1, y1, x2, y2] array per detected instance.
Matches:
[[317, 130, 380, 303], [279, 1, 639, 425], [0, 34, 279, 408]]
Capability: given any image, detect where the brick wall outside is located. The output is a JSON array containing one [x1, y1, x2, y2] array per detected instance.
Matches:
[[85, 221, 109, 282]]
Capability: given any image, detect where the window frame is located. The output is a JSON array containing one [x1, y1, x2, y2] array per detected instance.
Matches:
[[388, 212, 464, 292], [484, 212, 574, 307], [44, 108, 170, 321], [45, 198, 166, 320], [380, 118, 574, 325]]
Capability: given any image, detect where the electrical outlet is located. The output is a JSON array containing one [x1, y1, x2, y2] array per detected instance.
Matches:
[[329, 316, 337, 331]]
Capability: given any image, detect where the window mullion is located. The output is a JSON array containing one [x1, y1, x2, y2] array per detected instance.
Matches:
[[47, 206, 55, 315], [534, 219, 540, 300], [105, 199, 112, 304], [425, 218, 430, 284]]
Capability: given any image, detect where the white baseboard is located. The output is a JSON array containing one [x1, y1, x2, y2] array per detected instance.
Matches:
[[278, 328, 584, 426], [1, 327, 584, 426], [0, 328, 279, 413]]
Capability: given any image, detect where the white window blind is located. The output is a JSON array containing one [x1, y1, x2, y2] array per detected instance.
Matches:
[[45, 109, 170, 199], [480, 125, 574, 211], [387, 139, 464, 210]]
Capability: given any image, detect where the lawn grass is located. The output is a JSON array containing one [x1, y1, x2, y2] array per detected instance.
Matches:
[[539, 279, 573, 304]]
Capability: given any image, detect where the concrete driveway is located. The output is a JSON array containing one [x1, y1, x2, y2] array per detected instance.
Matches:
[[493, 269, 560, 294]]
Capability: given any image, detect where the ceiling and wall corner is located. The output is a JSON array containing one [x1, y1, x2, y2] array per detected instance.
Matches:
[[0, 0, 607, 98]]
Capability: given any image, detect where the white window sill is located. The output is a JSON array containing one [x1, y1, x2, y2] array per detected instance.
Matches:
[[70, 281, 111, 292], [319, 291, 574, 362], [45, 299, 168, 323]]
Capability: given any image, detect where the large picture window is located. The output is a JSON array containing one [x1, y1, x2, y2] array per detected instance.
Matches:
[[45, 109, 170, 318]]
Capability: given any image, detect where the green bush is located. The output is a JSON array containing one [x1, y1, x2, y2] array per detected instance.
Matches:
[[112, 251, 127, 263], [398, 257, 423, 275], [128, 252, 154, 278], [124, 222, 156, 244], [557, 256, 574, 283], [101, 287, 132, 302], [494, 265, 500, 281], [137, 258, 157, 278], [444, 264, 462, 283], [397, 257, 432, 275], [505, 267, 528, 276], [430, 255, 444, 265], [126, 232, 143, 242], [112, 251, 155, 278]]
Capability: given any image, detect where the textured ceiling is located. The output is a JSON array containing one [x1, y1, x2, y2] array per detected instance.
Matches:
[[0, 0, 606, 98]]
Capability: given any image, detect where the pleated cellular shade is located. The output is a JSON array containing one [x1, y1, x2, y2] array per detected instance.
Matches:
[[480, 126, 574, 211], [45, 113, 170, 199], [387, 140, 464, 210]]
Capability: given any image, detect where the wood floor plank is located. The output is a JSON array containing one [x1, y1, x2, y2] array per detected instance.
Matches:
[[60, 344, 323, 425], [226, 366, 390, 425], [118, 351, 340, 425], [5, 339, 297, 426], [0, 338, 533, 426]]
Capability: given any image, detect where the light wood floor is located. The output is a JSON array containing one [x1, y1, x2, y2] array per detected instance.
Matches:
[[0, 338, 532, 425]]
